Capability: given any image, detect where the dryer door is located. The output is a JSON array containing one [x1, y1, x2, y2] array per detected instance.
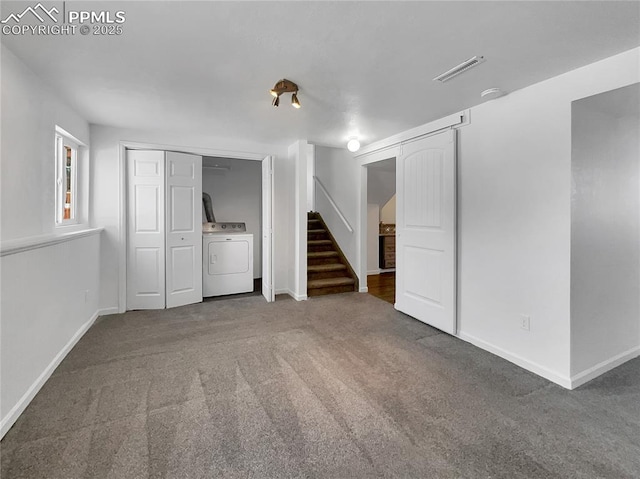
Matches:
[[208, 239, 250, 275]]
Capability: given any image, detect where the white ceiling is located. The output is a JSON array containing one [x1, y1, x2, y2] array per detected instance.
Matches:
[[2, 1, 639, 148]]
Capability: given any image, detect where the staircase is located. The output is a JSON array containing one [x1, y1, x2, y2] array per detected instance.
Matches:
[[307, 212, 357, 296]]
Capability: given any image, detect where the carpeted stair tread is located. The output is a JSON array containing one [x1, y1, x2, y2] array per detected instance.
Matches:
[[308, 240, 333, 246], [308, 263, 347, 273], [308, 251, 339, 258], [308, 277, 355, 288], [307, 229, 326, 234]]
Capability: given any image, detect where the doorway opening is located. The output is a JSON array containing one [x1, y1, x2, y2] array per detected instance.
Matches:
[[119, 142, 274, 312], [202, 156, 262, 300], [365, 158, 396, 304]]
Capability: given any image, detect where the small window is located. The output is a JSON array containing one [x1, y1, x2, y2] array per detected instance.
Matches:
[[55, 130, 79, 225]]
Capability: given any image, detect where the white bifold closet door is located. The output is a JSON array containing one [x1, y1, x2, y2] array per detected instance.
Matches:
[[126, 150, 202, 310], [395, 129, 457, 334], [165, 151, 202, 308], [261, 155, 275, 302]]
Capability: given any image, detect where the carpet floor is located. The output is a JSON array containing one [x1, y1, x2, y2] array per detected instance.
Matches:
[[1, 293, 639, 478]]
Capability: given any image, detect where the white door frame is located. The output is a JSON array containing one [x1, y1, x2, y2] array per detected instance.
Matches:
[[118, 141, 275, 313], [355, 111, 467, 321]]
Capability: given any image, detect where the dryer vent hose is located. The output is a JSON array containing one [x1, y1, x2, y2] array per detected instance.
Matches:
[[203, 192, 216, 223]]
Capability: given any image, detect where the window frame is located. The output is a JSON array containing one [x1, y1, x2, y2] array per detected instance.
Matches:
[[55, 128, 81, 227]]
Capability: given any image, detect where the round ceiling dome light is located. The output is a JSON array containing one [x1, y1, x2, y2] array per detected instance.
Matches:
[[347, 138, 361, 152], [480, 87, 504, 100]]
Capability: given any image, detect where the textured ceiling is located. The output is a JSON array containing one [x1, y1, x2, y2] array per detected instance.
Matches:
[[2, 1, 639, 148]]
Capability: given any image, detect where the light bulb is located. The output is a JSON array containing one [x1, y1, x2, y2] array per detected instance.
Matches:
[[347, 138, 360, 152], [270, 90, 278, 97], [291, 93, 301, 109]]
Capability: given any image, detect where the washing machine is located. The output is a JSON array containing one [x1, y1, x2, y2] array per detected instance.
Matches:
[[203, 222, 253, 297]]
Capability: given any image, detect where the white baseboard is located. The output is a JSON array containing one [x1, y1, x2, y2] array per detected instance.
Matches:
[[456, 331, 572, 389], [359, 287, 368, 293], [367, 269, 381, 276], [275, 288, 289, 295], [288, 290, 308, 301], [0, 309, 101, 439], [97, 307, 119, 316], [570, 345, 640, 389]]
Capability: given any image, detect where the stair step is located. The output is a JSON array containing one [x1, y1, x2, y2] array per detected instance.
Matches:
[[308, 239, 333, 246], [307, 277, 355, 289], [308, 262, 348, 280], [308, 254, 342, 266], [308, 251, 339, 259], [308, 264, 346, 273], [307, 229, 326, 234], [307, 276, 356, 296]]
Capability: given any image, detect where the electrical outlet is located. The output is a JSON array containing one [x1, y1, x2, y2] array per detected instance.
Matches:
[[520, 314, 530, 331]]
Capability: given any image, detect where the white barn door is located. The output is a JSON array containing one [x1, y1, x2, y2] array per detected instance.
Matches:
[[165, 151, 203, 308], [396, 129, 457, 334], [262, 155, 275, 302], [127, 150, 166, 310]]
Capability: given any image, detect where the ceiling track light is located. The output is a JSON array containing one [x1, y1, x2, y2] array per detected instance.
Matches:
[[270, 78, 301, 109]]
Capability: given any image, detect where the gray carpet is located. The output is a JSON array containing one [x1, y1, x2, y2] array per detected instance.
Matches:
[[1, 293, 639, 478]]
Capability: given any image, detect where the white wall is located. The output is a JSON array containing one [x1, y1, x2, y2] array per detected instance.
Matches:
[[0, 234, 101, 437], [316, 48, 639, 387], [380, 195, 396, 224], [1, 45, 90, 240], [203, 158, 262, 278], [319, 47, 639, 387], [287, 140, 308, 300], [570, 84, 640, 379], [367, 204, 380, 274], [306, 144, 316, 212], [457, 48, 639, 387], [0, 45, 100, 437], [89, 125, 290, 310], [315, 146, 359, 272]]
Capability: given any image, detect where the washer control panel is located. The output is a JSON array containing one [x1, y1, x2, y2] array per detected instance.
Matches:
[[203, 222, 247, 233]]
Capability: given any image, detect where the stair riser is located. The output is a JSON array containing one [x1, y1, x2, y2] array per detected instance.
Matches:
[[308, 284, 356, 296], [308, 270, 350, 281]]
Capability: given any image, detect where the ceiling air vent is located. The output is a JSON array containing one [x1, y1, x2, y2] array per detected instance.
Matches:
[[433, 56, 485, 82]]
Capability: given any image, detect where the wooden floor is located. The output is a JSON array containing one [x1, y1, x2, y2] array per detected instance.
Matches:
[[367, 272, 395, 304]]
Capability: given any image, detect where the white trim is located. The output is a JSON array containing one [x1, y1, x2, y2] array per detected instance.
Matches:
[[367, 269, 381, 275], [0, 309, 101, 439], [97, 307, 119, 316], [457, 331, 572, 389], [288, 290, 308, 301], [275, 288, 289, 295], [355, 110, 468, 158], [0, 227, 103, 257], [55, 125, 86, 147], [118, 141, 276, 313], [314, 176, 354, 233], [122, 140, 265, 161], [570, 346, 640, 389], [359, 286, 369, 293]]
